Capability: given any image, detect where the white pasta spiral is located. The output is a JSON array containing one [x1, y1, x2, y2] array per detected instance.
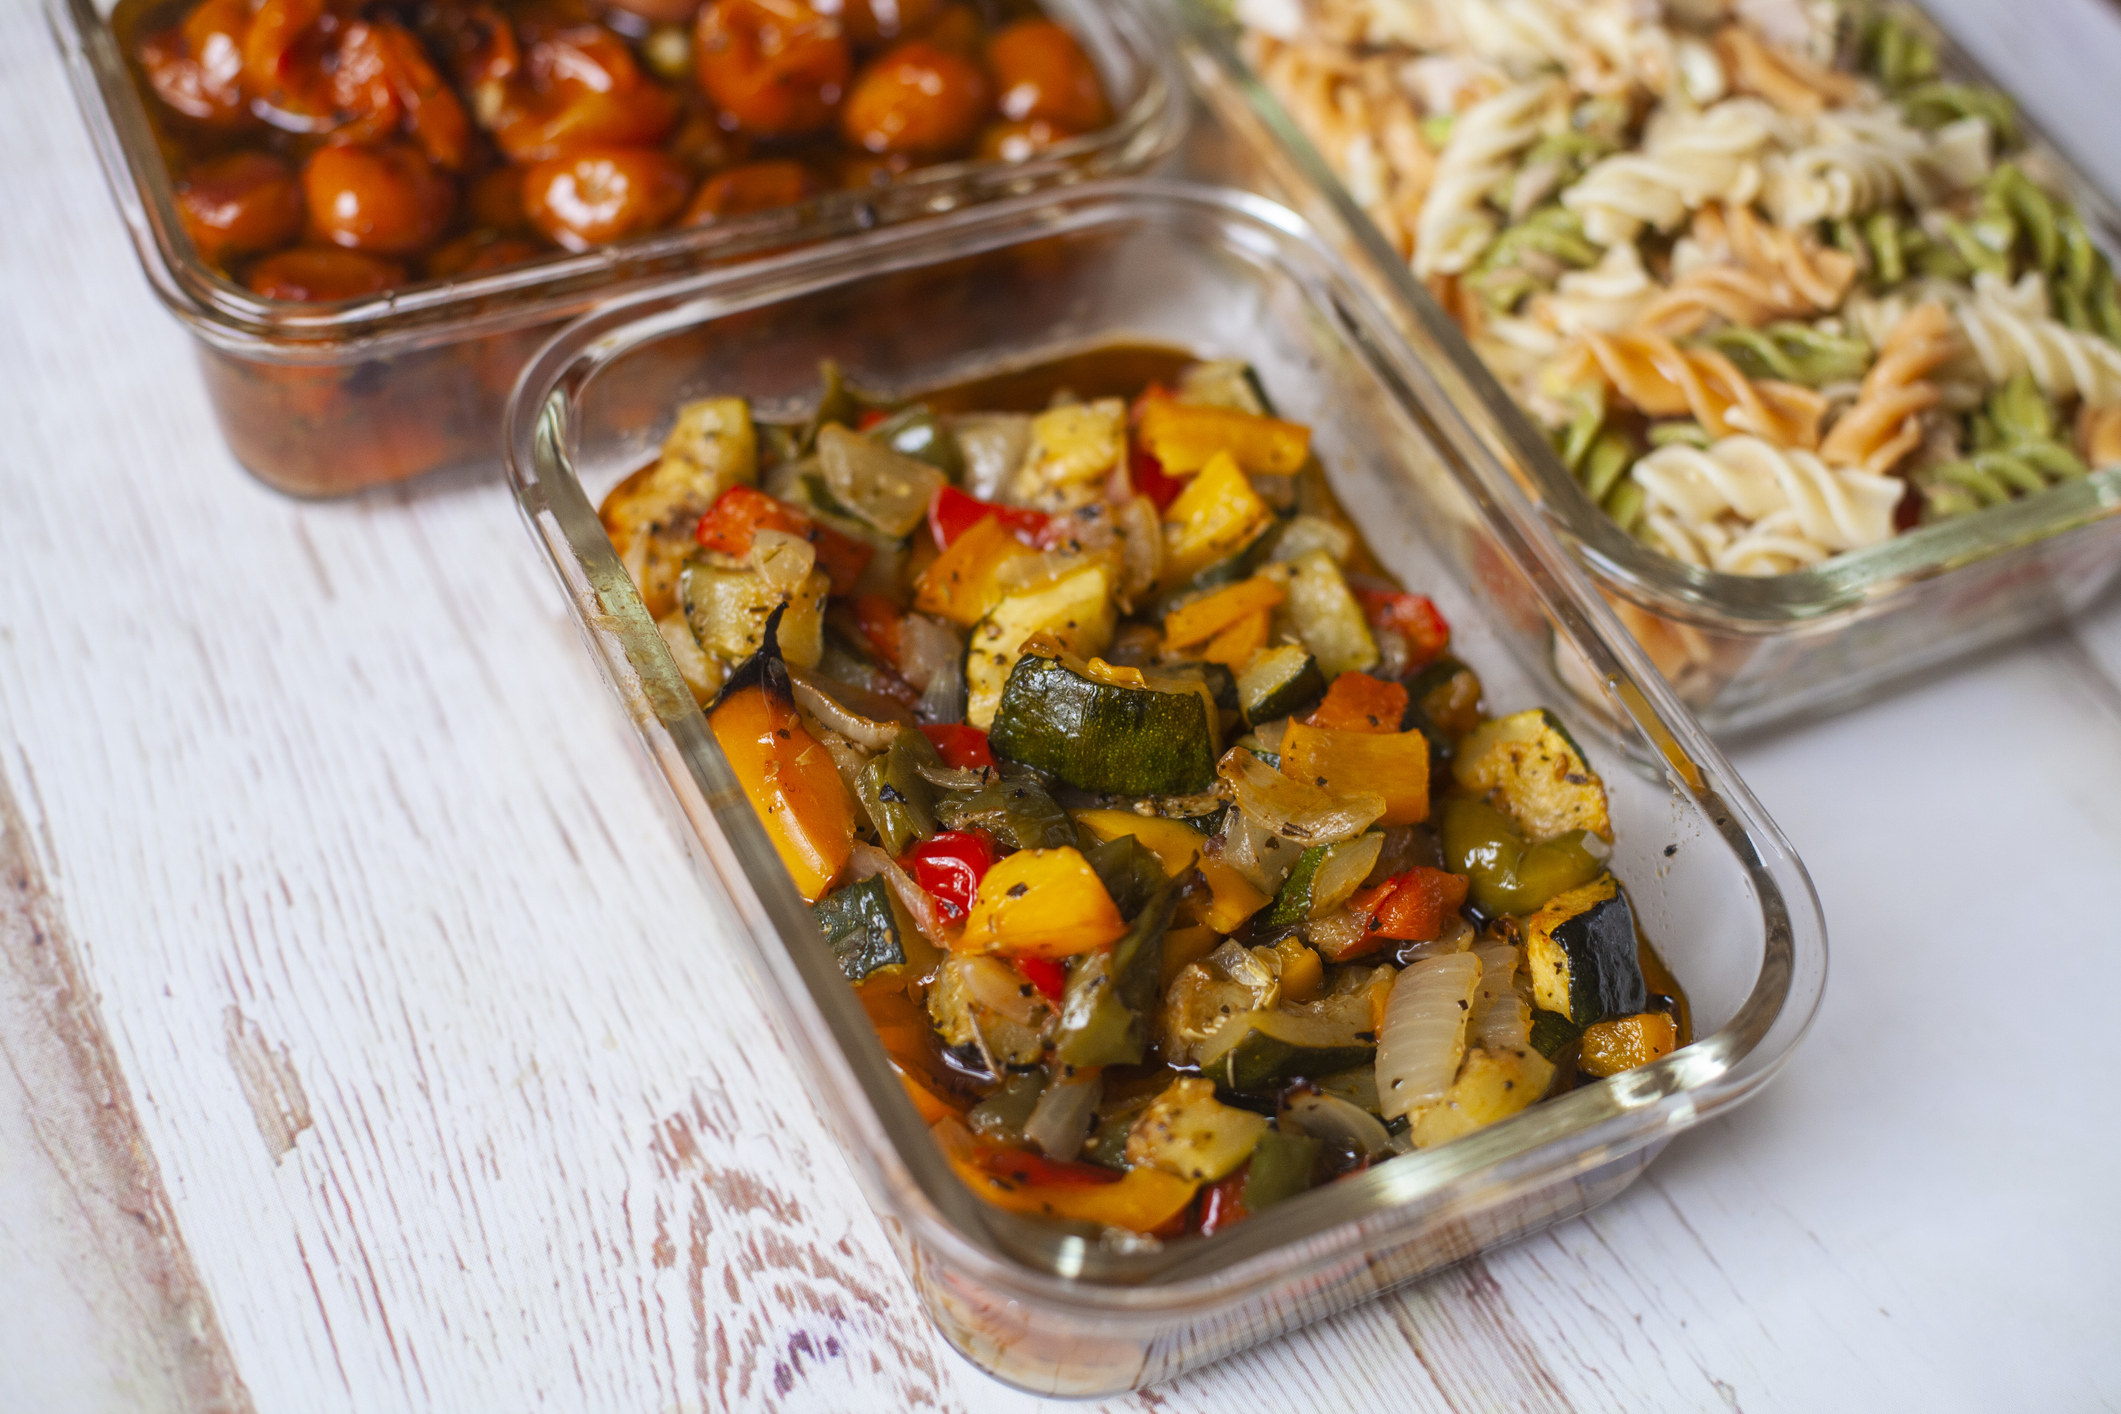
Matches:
[[1536, 240, 1657, 334], [1955, 272, 2121, 409], [1562, 98, 1780, 246], [1763, 110, 1992, 226], [1634, 434, 1904, 574], [1413, 76, 1564, 277]]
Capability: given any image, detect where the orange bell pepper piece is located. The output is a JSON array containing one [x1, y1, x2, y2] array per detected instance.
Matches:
[[912, 514, 1039, 627], [1307, 671, 1409, 734], [1280, 720, 1430, 825], [708, 675, 857, 902], [1161, 575, 1286, 650]]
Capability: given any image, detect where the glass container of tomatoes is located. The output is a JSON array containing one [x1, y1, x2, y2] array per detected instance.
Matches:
[[49, 0, 1183, 495]]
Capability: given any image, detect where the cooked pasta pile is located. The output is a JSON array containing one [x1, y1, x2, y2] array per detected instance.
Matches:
[[1239, 0, 2121, 573]]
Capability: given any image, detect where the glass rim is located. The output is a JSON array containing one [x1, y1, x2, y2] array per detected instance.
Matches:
[[46, 0, 1186, 359], [502, 179, 1829, 1304], [1169, 0, 2121, 631]]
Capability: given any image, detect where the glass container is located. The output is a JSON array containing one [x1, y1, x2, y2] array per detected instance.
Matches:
[[505, 181, 1826, 1394], [45, 0, 1184, 496], [1171, 0, 2121, 737]]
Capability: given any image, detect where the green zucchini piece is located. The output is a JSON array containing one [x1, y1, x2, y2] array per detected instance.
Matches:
[[1453, 708, 1610, 842], [1194, 1008, 1376, 1094], [1524, 876, 1647, 1026], [1266, 833, 1385, 926], [1266, 845, 1332, 929], [966, 1071, 1047, 1144], [1053, 879, 1179, 1067], [988, 653, 1216, 796], [1527, 1009, 1581, 1060], [812, 876, 925, 982], [964, 562, 1116, 730], [854, 730, 940, 856], [1242, 1129, 1322, 1211], [1190, 660, 1240, 712], [1438, 795, 1608, 917], [1237, 644, 1326, 727], [933, 767, 1079, 851], [1082, 833, 1171, 920], [1275, 549, 1380, 679]]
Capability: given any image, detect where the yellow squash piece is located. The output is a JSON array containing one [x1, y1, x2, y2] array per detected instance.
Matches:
[[1139, 400, 1311, 476], [1160, 451, 1274, 588], [1124, 1077, 1270, 1181], [1279, 721, 1431, 825], [708, 682, 857, 903], [1453, 708, 1611, 842], [957, 847, 1127, 959], [1409, 1046, 1557, 1149], [913, 515, 1041, 627]]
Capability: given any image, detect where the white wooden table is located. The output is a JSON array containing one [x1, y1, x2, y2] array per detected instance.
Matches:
[[5, 2, 2120, 1409]]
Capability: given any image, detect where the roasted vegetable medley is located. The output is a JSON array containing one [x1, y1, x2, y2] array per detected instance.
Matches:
[[119, 0, 1112, 296], [601, 348, 1688, 1238]]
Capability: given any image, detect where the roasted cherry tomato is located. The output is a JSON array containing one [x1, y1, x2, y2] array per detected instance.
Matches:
[[1015, 956, 1067, 1002], [327, 19, 473, 168], [137, 0, 251, 127], [900, 829, 994, 925], [986, 18, 1106, 132], [839, 39, 991, 155], [522, 146, 692, 250], [928, 484, 1051, 550], [302, 143, 454, 256], [694, 0, 852, 136], [463, 166, 530, 231], [487, 28, 682, 163], [918, 723, 995, 772], [246, 246, 406, 300], [603, 0, 708, 23], [682, 158, 822, 222], [177, 151, 303, 264]]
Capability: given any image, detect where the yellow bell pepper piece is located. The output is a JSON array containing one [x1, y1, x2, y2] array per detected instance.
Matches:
[[1069, 809, 1269, 934], [957, 846, 1127, 959], [1160, 452, 1273, 589], [1280, 720, 1431, 826], [1578, 1012, 1679, 1078], [1139, 400, 1312, 476], [913, 515, 1039, 627]]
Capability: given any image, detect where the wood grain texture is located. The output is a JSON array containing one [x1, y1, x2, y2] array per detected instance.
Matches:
[[6, 0, 2121, 1409]]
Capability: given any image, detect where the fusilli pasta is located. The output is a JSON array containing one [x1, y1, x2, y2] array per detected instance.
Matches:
[[1955, 272, 2121, 408], [1634, 434, 1904, 573], [1563, 98, 1781, 246], [1635, 202, 1858, 336], [1566, 331, 1829, 447], [1820, 299, 1959, 473], [1414, 77, 1566, 276], [1763, 107, 1991, 227]]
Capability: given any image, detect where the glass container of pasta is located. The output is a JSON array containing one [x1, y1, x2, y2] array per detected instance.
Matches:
[[1172, 0, 2121, 735], [506, 180, 1824, 1393], [47, 0, 1184, 497]]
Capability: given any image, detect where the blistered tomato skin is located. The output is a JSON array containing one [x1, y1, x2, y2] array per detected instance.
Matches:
[[486, 29, 683, 164], [177, 151, 304, 264], [246, 246, 407, 300], [522, 146, 694, 250], [694, 0, 853, 137], [302, 143, 455, 255], [683, 159, 823, 222], [986, 18, 1106, 132], [839, 40, 991, 155]]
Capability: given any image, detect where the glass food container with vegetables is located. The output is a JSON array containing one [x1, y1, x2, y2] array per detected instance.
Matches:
[[49, 0, 1182, 496], [1174, 0, 2121, 735], [508, 181, 1824, 1394]]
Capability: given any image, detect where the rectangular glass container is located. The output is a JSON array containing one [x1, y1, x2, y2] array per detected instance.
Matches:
[[505, 181, 1826, 1395], [44, 0, 1184, 497], [1171, 0, 2121, 737]]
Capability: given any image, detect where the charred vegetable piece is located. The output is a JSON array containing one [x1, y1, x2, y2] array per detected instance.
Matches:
[[1524, 877, 1647, 1027], [708, 612, 857, 902], [964, 563, 1117, 730], [934, 768, 1078, 851], [1237, 644, 1327, 727], [1124, 1078, 1270, 1182], [988, 651, 1217, 796], [1453, 709, 1611, 842], [1438, 796, 1608, 917], [812, 875, 929, 982], [957, 846, 1127, 959], [1053, 878, 1179, 1067], [1193, 1007, 1377, 1094], [1577, 1011, 1678, 1077], [855, 730, 941, 856], [1241, 1129, 1321, 1211], [1082, 832, 1172, 920]]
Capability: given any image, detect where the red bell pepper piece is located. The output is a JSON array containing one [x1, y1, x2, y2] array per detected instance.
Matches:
[[1015, 956, 1068, 1002], [1127, 442, 1185, 512], [900, 829, 995, 925], [1306, 671, 1410, 734], [694, 485, 874, 596], [1353, 867, 1470, 942], [856, 407, 891, 431], [1355, 588, 1451, 669], [850, 593, 903, 668], [970, 1143, 1122, 1189], [919, 722, 997, 772], [927, 485, 1052, 551], [1195, 1168, 1250, 1236]]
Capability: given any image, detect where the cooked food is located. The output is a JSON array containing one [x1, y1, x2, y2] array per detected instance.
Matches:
[[601, 346, 1689, 1238], [1236, 0, 2121, 570], [118, 0, 1113, 295]]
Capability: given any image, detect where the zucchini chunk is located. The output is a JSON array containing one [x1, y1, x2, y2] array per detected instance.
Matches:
[[1242, 1129, 1321, 1211], [1237, 643, 1326, 727], [988, 652, 1217, 796], [1192, 997, 1378, 1093], [1408, 1045, 1557, 1149], [964, 562, 1116, 729], [1124, 1078, 1269, 1182], [680, 560, 829, 669], [1269, 550, 1380, 679], [1453, 708, 1611, 842], [1266, 833, 1384, 927], [813, 876, 933, 981], [1524, 877, 1648, 1026]]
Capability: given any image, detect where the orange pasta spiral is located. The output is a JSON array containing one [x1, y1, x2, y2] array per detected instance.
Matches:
[[1714, 25, 1865, 116], [1635, 203, 1859, 337], [1566, 332, 1830, 447], [2078, 403, 2121, 469], [1819, 300, 1960, 473]]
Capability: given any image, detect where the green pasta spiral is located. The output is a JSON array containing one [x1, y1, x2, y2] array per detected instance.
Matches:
[[1857, 10, 1938, 91], [1554, 391, 1648, 533], [1916, 373, 2090, 519], [1704, 323, 1876, 385], [1469, 205, 1601, 312]]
